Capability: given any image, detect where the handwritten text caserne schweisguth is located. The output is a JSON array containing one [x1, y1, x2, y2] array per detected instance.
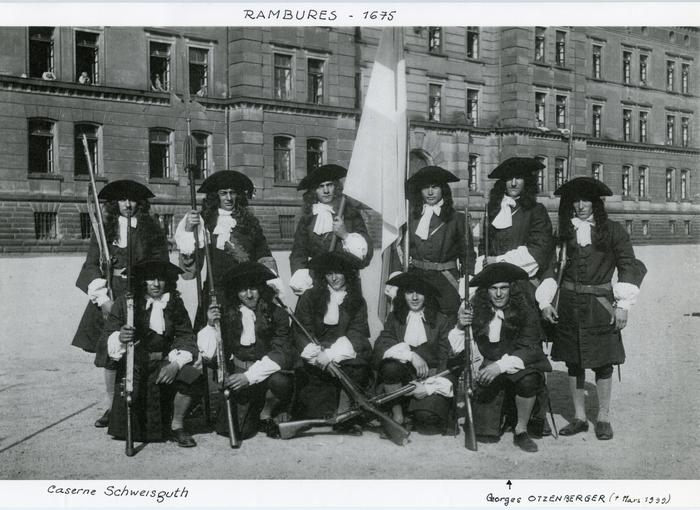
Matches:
[[47, 484, 188, 504]]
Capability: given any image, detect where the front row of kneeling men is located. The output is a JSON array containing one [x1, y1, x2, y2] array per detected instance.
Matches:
[[101, 253, 551, 453]]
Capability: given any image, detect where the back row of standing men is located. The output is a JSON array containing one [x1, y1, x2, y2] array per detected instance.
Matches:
[[71, 157, 646, 453]]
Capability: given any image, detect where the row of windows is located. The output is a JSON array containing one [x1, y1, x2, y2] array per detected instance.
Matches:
[[28, 119, 211, 179], [624, 219, 692, 237], [427, 84, 480, 124], [273, 137, 326, 183], [272, 52, 327, 104], [616, 165, 692, 201], [426, 27, 480, 59]]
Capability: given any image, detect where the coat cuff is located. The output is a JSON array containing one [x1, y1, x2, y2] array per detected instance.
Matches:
[[535, 277, 558, 310], [422, 376, 453, 397], [168, 349, 194, 369], [107, 331, 125, 361], [383, 342, 413, 363], [87, 278, 110, 306], [448, 327, 465, 355], [197, 326, 218, 361], [174, 214, 204, 256], [613, 282, 640, 310], [342, 233, 368, 260], [327, 336, 357, 363], [244, 356, 282, 385], [495, 354, 525, 374], [496, 246, 539, 277], [290, 268, 313, 295], [301, 343, 322, 364]]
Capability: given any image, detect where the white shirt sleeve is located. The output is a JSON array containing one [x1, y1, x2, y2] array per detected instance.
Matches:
[[87, 278, 110, 307], [613, 282, 640, 310], [244, 355, 282, 385], [174, 213, 204, 256], [290, 268, 313, 295], [448, 327, 466, 355], [326, 336, 357, 363], [382, 342, 413, 363], [535, 277, 558, 310], [301, 343, 322, 364], [494, 354, 525, 374], [421, 376, 454, 397], [196, 325, 218, 361], [342, 233, 368, 260], [107, 331, 126, 361], [496, 246, 539, 277], [168, 349, 194, 369]]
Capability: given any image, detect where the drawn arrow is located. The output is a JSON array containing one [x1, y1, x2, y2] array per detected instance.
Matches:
[[506, 480, 512, 490]]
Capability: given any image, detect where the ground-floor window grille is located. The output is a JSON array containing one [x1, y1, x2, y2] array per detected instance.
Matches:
[[155, 214, 174, 238], [278, 215, 295, 239], [34, 212, 57, 240], [80, 212, 92, 239]]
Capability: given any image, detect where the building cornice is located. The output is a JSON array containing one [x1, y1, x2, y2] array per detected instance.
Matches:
[[230, 97, 358, 118]]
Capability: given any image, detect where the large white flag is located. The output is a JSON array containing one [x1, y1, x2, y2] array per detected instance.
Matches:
[[344, 28, 407, 252]]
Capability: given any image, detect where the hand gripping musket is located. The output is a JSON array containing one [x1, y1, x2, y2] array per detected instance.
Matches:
[[278, 369, 452, 440], [328, 195, 346, 252], [552, 241, 568, 313], [202, 228, 241, 448], [123, 214, 135, 457], [82, 134, 113, 300], [183, 120, 211, 426], [273, 296, 410, 446]]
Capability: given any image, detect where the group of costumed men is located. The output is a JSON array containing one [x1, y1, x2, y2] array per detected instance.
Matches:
[[71, 157, 646, 453]]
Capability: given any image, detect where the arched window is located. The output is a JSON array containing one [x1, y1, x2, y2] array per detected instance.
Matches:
[[191, 131, 211, 180], [149, 128, 172, 179], [28, 118, 55, 174], [74, 123, 100, 176], [274, 135, 294, 183], [409, 149, 431, 178], [306, 138, 326, 174]]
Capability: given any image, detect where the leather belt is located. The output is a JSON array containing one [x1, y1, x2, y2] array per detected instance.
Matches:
[[410, 259, 458, 271], [148, 352, 164, 361], [230, 354, 255, 371], [561, 280, 615, 323]]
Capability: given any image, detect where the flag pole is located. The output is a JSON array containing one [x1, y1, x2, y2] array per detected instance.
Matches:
[[399, 27, 410, 273]]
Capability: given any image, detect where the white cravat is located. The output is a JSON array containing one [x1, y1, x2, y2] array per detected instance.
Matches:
[[312, 203, 335, 235], [239, 305, 257, 346], [145, 292, 170, 335], [404, 311, 428, 347], [571, 216, 595, 247], [324, 286, 347, 325], [492, 196, 516, 229], [213, 209, 237, 250], [115, 215, 138, 248], [415, 200, 443, 240], [488, 309, 505, 343]]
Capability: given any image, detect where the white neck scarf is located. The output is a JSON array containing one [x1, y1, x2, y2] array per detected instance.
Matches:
[[145, 292, 170, 335], [239, 305, 257, 346], [492, 196, 517, 229], [323, 286, 347, 325], [404, 311, 428, 347], [415, 200, 443, 240], [213, 209, 237, 250], [115, 215, 138, 248], [571, 216, 595, 247], [488, 308, 505, 343], [312, 203, 335, 235]]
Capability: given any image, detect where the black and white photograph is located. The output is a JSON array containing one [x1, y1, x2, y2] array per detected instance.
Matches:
[[0, 2, 698, 507]]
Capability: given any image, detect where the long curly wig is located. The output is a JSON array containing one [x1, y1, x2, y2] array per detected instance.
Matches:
[[409, 182, 455, 223], [486, 173, 539, 221], [557, 195, 610, 250], [470, 284, 528, 334], [103, 199, 164, 247], [200, 191, 263, 239], [133, 276, 181, 331], [301, 179, 344, 215], [391, 289, 439, 325], [307, 266, 364, 320], [221, 282, 276, 332]]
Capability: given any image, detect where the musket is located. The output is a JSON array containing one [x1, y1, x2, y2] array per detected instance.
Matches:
[[279, 369, 452, 440], [82, 134, 113, 300], [274, 296, 410, 446], [124, 212, 135, 457], [202, 227, 241, 448], [183, 119, 211, 427], [552, 241, 568, 313]]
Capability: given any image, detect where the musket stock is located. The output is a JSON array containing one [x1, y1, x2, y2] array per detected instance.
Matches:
[[124, 215, 135, 457]]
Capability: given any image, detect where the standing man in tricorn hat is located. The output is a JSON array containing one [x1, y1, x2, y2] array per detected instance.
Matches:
[[72, 179, 169, 429], [481, 156, 555, 437], [289, 163, 373, 295], [536, 177, 646, 441], [174, 170, 281, 328]]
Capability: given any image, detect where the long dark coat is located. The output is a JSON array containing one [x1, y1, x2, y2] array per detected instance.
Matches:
[[391, 210, 476, 318], [289, 203, 373, 273], [372, 311, 452, 373], [71, 214, 169, 361], [544, 219, 646, 368], [101, 293, 200, 442], [180, 212, 273, 330]]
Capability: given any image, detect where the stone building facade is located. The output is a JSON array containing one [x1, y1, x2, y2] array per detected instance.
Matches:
[[0, 26, 697, 254]]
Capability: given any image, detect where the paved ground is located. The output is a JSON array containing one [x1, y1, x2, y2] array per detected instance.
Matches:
[[0, 245, 698, 479]]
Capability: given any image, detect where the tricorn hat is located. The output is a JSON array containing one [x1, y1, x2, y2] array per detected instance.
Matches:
[[222, 261, 277, 291], [469, 262, 529, 288], [386, 270, 441, 298], [132, 259, 183, 282], [308, 251, 360, 275], [554, 176, 613, 200], [488, 157, 545, 180], [197, 170, 255, 198], [405, 165, 459, 194], [297, 164, 348, 191], [98, 180, 155, 201]]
